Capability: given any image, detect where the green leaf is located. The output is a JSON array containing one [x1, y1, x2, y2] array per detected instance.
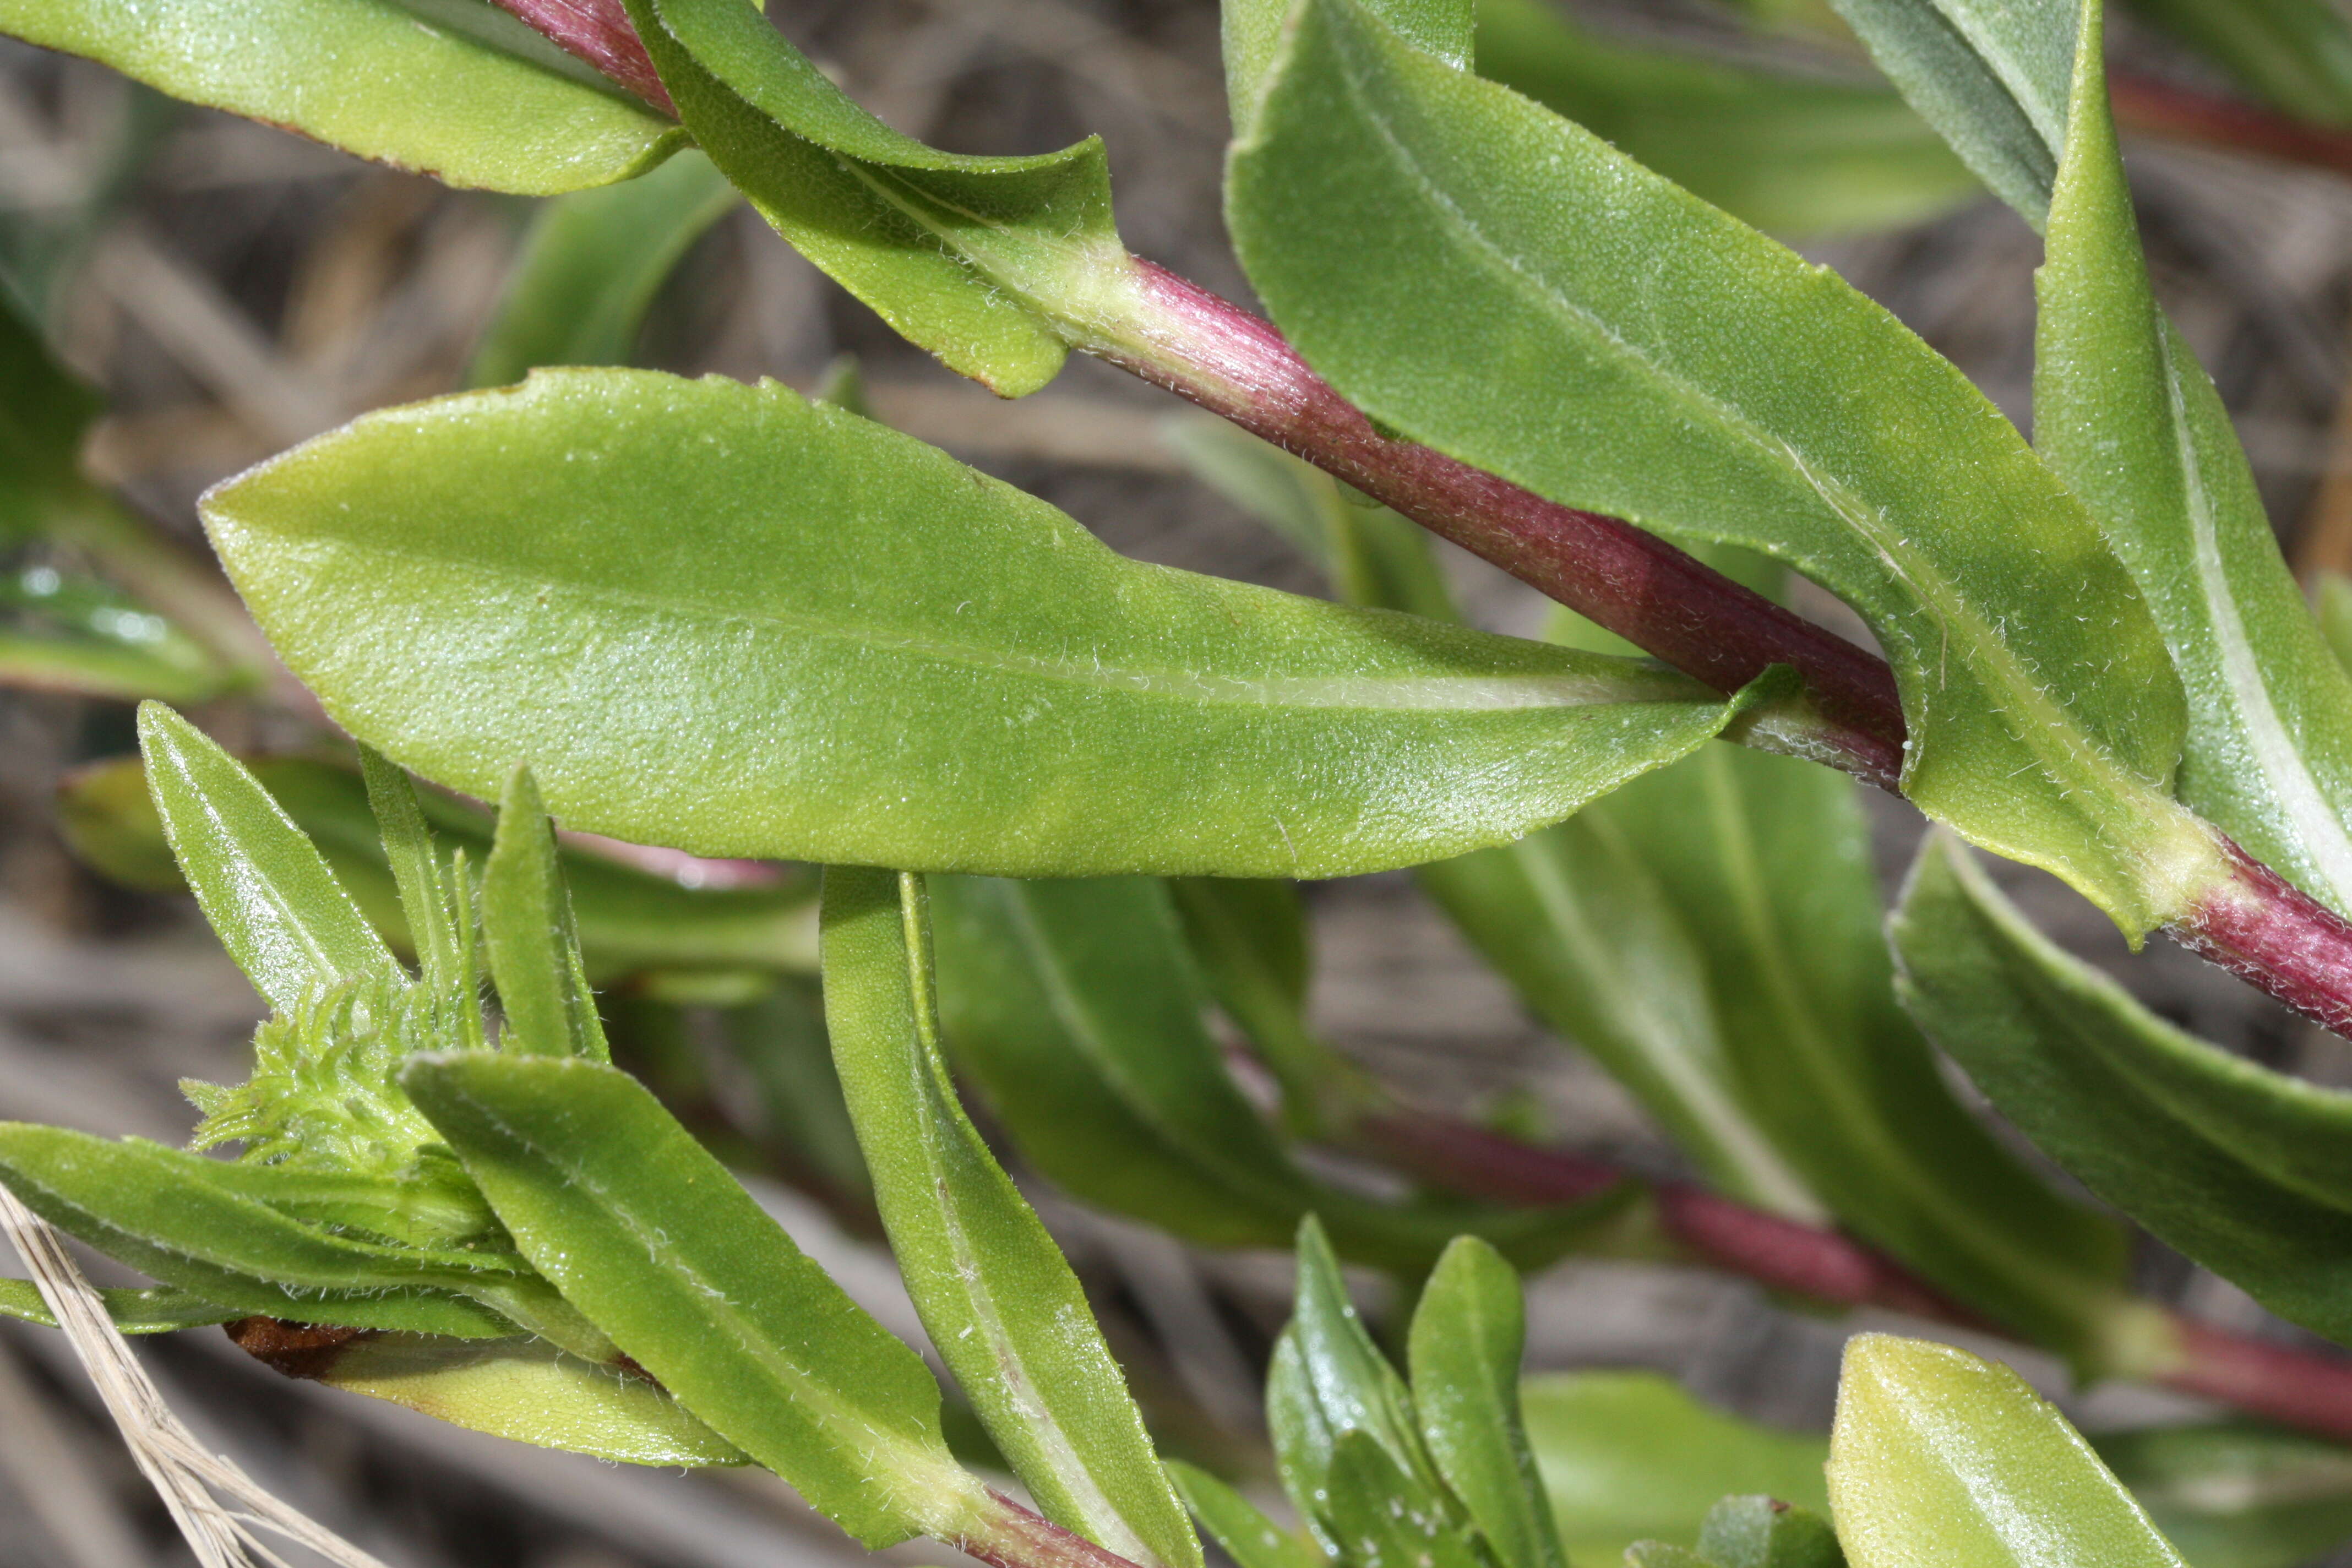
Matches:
[[1227, 0, 2210, 934], [1696, 1498, 1845, 1568], [2034, 0, 2352, 919], [1819, 0, 2073, 225], [482, 765, 608, 1060], [1279, 1218, 1447, 1507], [622, 0, 1120, 395], [1520, 1372, 1828, 1565], [1471, 0, 1978, 236], [469, 149, 740, 388], [927, 873, 1629, 1272], [0, 289, 103, 543], [356, 744, 467, 999], [204, 368, 1751, 880], [1407, 1238, 1565, 1568], [1892, 834, 2352, 1347], [399, 1052, 982, 1547], [1323, 1429, 1487, 1568], [312, 1332, 749, 1468], [2094, 1422, 2352, 1568], [0, 1278, 237, 1335], [1227, 0, 1473, 139], [0, 1124, 521, 1338], [1826, 1333, 2186, 1568], [819, 866, 1201, 1568], [0, 0, 684, 195], [2124, 0, 2352, 124], [137, 704, 397, 1013], [1169, 1463, 1323, 1568], [59, 751, 820, 979]]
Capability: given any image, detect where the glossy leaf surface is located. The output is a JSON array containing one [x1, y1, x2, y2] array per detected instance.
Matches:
[[1827, 1333, 2185, 1568], [483, 766, 609, 1060], [1228, 0, 2202, 932], [401, 1052, 975, 1547], [0, 0, 682, 194], [1407, 1238, 1564, 1568], [137, 704, 396, 1013], [1520, 1371, 1828, 1563], [205, 369, 1746, 880], [623, 0, 1118, 394], [1473, 0, 1978, 236], [316, 1332, 748, 1467], [928, 873, 1625, 1271], [1893, 835, 2352, 1344], [59, 751, 820, 979], [468, 149, 739, 388], [2034, 0, 2352, 918], [820, 867, 1199, 1568]]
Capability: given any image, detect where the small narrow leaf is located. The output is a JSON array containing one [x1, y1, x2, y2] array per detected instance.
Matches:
[[313, 1332, 748, 1468], [1169, 1462, 1323, 1568], [204, 369, 1749, 880], [1892, 834, 2352, 1346], [0, 0, 684, 195], [400, 1052, 981, 1547], [469, 149, 740, 388], [0, 1126, 519, 1338], [1406, 1238, 1564, 1568], [60, 751, 820, 979], [0, 1279, 236, 1335], [819, 866, 1201, 1568], [1473, 0, 1978, 236], [482, 766, 608, 1060], [623, 0, 1119, 394], [357, 745, 462, 994], [1229, 0, 2211, 934], [1826, 1334, 2185, 1568], [136, 703, 396, 1012]]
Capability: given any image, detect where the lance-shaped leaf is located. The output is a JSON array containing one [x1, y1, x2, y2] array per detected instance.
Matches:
[[1472, 0, 1978, 237], [469, 149, 740, 388], [1228, 0, 2209, 935], [302, 1332, 748, 1468], [1406, 1238, 1564, 1568], [1522, 1372, 1830, 1564], [820, 867, 1201, 1568], [137, 703, 397, 1014], [1826, 1333, 2185, 1568], [400, 1052, 983, 1547], [483, 766, 609, 1060], [927, 873, 1629, 1272], [622, 0, 1120, 395], [0, 0, 682, 195], [1893, 835, 2352, 1346], [2033, 0, 2352, 918], [0, 1280, 237, 1335], [0, 1126, 520, 1338], [1168, 1465, 1322, 1568], [203, 368, 1751, 880], [60, 751, 820, 979]]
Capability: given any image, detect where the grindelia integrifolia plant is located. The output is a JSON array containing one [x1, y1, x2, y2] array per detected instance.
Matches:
[[14, 0, 2352, 1562]]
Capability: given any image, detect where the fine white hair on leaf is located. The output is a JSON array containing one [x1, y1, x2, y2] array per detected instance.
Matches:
[[0, 1182, 391, 1568]]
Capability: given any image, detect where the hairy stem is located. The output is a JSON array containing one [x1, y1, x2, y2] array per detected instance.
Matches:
[[1364, 1106, 2352, 1442]]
